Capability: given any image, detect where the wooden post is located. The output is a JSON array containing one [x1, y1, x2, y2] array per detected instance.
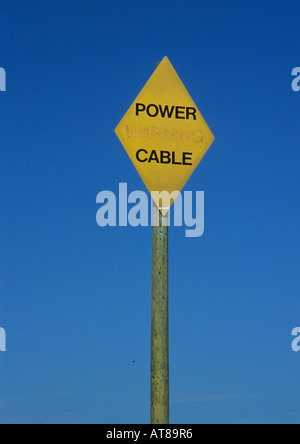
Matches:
[[151, 202, 169, 424]]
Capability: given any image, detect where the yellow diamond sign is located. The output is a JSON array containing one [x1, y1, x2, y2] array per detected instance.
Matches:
[[115, 57, 215, 212]]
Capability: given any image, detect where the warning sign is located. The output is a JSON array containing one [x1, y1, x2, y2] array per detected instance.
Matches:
[[115, 57, 215, 211]]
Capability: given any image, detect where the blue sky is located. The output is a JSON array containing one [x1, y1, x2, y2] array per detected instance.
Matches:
[[0, 0, 300, 424]]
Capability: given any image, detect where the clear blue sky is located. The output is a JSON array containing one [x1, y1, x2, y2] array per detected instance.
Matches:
[[0, 0, 300, 424]]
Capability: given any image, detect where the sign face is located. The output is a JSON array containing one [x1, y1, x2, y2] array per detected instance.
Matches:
[[115, 57, 215, 212]]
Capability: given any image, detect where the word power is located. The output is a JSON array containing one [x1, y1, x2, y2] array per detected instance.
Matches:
[[136, 103, 197, 120]]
